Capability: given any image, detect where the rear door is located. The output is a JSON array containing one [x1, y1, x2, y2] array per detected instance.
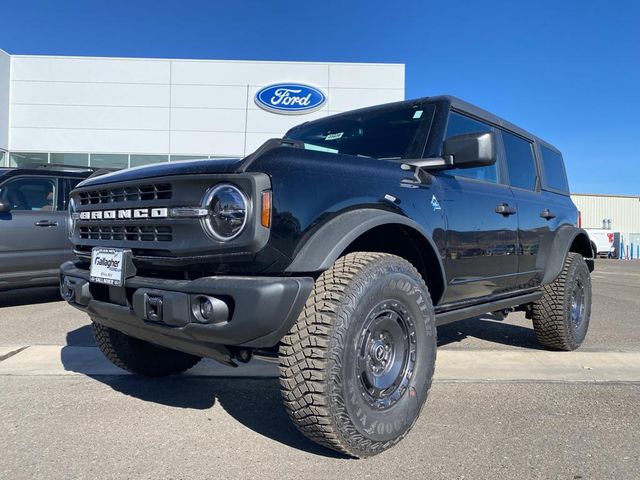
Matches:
[[437, 111, 519, 304], [0, 175, 68, 285], [499, 129, 548, 288]]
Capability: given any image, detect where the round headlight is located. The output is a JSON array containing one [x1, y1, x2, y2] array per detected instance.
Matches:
[[67, 197, 77, 240], [202, 184, 248, 241]]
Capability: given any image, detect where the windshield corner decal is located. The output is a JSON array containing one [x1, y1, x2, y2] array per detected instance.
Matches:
[[255, 83, 327, 115]]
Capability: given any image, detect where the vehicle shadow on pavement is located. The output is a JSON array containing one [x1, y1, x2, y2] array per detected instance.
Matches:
[[437, 313, 545, 350], [61, 327, 345, 458], [0, 286, 62, 308]]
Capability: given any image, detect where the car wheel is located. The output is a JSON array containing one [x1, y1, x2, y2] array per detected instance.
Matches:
[[531, 252, 592, 350], [92, 321, 201, 376], [279, 252, 436, 457]]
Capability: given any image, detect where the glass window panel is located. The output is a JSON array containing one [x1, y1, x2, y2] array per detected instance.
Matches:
[[50, 152, 89, 167], [130, 155, 168, 168], [9, 152, 49, 167], [444, 112, 498, 184], [0, 177, 57, 211], [0, 151, 5, 167], [502, 130, 537, 190], [170, 155, 208, 162], [540, 145, 569, 192], [90, 153, 128, 170]]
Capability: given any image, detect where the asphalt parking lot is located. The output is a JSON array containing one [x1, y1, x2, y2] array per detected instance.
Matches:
[[1, 259, 639, 479]]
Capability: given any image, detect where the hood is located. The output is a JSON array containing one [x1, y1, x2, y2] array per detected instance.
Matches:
[[78, 157, 244, 188]]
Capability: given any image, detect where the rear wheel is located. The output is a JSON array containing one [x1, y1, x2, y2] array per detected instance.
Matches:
[[92, 321, 201, 376], [279, 252, 436, 457], [531, 252, 592, 350]]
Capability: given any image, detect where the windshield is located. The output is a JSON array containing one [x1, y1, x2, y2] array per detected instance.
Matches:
[[285, 103, 433, 160]]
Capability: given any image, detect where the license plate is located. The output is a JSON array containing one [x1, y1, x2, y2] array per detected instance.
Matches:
[[90, 248, 126, 286]]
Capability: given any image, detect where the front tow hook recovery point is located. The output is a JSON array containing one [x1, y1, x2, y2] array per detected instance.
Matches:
[[144, 294, 164, 322]]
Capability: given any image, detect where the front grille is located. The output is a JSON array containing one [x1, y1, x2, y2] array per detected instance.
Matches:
[[78, 183, 172, 205], [79, 225, 173, 242]]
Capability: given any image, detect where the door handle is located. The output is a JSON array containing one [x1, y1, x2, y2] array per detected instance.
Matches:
[[495, 203, 517, 216], [540, 209, 556, 220], [34, 220, 58, 227]]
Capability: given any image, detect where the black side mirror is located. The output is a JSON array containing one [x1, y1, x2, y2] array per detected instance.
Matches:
[[443, 131, 497, 169], [0, 200, 11, 213]]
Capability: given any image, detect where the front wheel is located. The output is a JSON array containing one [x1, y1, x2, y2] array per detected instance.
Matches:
[[531, 252, 592, 350], [279, 252, 436, 457], [92, 321, 201, 376]]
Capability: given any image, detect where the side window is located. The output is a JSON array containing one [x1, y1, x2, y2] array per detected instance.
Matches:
[[501, 130, 537, 190], [444, 111, 498, 183], [540, 145, 569, 192], [0, 177, 57, 211]]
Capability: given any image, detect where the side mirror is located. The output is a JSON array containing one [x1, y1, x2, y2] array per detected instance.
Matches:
[[0, 200, 11, 213], [443, 131, 497, 169]]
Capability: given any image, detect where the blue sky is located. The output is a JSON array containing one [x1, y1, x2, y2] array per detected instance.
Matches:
[[1, 0, 638, 194]]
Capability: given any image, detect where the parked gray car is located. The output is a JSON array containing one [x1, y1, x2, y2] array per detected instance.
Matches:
[[0, 165, 94, 291]]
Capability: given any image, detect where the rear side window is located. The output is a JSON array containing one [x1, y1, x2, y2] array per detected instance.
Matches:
[[444, 111, 498, 183], [540, 145, 569, 192], [501, 130, 537, 190]]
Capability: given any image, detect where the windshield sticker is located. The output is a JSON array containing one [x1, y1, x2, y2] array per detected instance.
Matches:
[[413, 110, 423, 119], [325, 132, 344, 141]]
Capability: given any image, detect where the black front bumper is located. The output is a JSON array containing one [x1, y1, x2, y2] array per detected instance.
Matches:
[[60, 261, 313, 357]]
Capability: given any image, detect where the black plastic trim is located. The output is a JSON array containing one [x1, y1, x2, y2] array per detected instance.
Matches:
[[60, 261, 313, 349]]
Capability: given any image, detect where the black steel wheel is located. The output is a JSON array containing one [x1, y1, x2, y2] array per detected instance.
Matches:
[[279, 252, 436, 458]]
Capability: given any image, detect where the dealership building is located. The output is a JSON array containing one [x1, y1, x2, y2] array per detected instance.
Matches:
[[0, 48, 404, 168]]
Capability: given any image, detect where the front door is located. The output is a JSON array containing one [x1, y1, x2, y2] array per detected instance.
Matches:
[[0, 176, 68, 286], [436, 111, 519, 305]]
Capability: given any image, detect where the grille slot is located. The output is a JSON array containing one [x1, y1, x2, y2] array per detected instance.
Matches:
[[79, 225, 173, 242], [78, 183, 172, 205]]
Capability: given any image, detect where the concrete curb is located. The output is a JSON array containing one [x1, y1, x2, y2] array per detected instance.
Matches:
[[1, 345, 639, 382]]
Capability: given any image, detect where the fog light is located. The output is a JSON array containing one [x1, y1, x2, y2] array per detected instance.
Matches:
[[191, 295, 229, 324], [60, 276, 74, 302]]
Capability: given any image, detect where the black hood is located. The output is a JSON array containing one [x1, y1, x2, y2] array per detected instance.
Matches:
[[78, 157, 244, 187]]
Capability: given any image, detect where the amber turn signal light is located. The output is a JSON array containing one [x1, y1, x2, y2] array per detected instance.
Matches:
[[261, 191, 272, 228]]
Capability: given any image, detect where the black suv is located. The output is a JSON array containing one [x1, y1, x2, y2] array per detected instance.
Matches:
[[0, 165, 95, 291], [60, 96, 594, 457]]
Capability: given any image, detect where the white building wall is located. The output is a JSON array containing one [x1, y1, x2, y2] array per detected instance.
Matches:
[[7, 54, 404, 158], [572, 193, 640, 238], [0, 49, 10, 151]]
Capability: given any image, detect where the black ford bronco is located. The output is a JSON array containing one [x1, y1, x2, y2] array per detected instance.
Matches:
[[60, 95, 593, 457]]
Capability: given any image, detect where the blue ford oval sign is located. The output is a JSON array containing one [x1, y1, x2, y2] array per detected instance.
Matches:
[[255, 83, 327, 115]]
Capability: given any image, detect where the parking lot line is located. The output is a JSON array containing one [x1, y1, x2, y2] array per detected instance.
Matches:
[[1, 345, 639, 382]]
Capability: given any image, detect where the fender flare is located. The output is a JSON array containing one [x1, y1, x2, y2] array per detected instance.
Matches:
[[541, 226, 593, 284], [285, 208, 446, 284]]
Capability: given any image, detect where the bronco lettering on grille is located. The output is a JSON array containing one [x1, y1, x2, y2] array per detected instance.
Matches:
[[77, 208, 168, 221]]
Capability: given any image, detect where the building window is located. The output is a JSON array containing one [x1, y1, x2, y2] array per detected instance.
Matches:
[[0, 151, 5, 167], [130, 154, 169, 168], [9, 152, 49, 167], [50, 153, 89, 167], [90, 153, 129, 169], [169, 155, 209, 162]]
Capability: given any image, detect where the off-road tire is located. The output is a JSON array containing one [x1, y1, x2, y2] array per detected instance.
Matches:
[[92, 321, 201, 376], [279, 252, 437, 458], [531, 252, 592, 350]]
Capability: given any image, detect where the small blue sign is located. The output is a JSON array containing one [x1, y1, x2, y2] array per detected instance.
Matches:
[[255, 83, 327, 115]]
